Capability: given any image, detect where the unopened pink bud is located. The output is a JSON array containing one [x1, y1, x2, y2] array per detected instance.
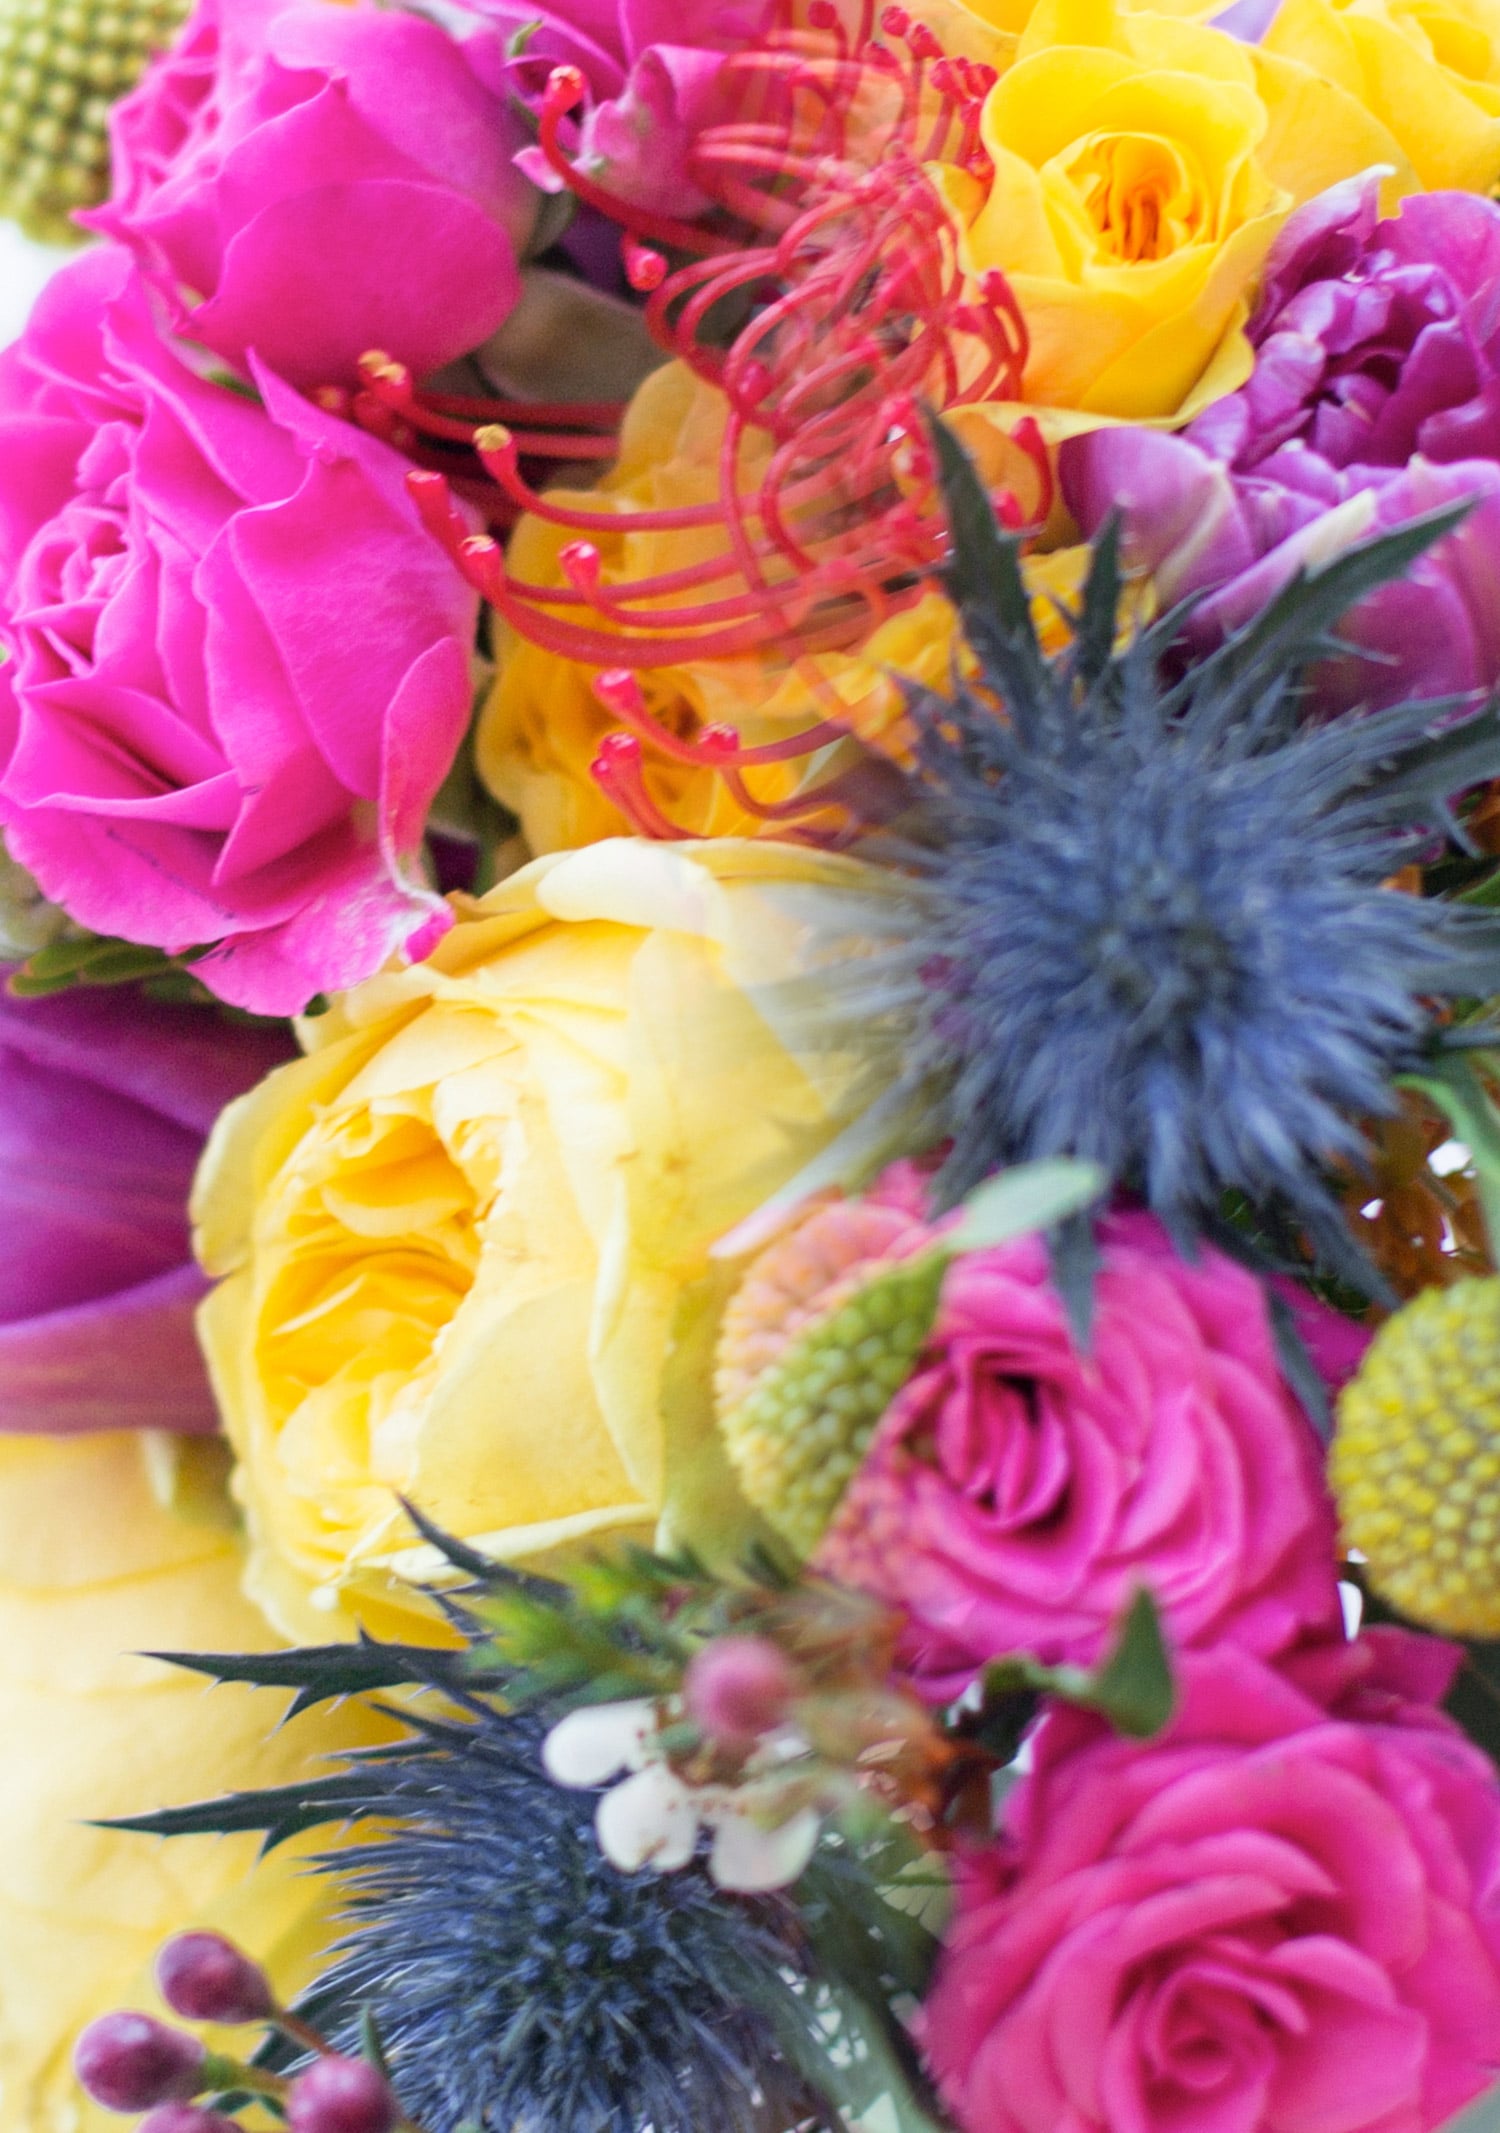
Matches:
[[138, 2108, 241, 2133], [156, 1932, 275, 2025], [287, 2055, 398, 2133], [683, 1636, 798, 1749], [74, 2013, 205, 2111]]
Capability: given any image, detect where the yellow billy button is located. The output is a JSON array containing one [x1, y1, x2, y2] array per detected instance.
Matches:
[[1332, 1277, 1500, 1635]]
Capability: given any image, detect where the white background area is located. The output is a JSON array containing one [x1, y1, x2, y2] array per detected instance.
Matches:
[[0, 223, 74, 343]]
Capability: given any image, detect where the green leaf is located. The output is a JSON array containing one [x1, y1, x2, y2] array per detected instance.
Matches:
[[1084, 1587, 1176, 1738], [1439, 2080, 1500, 2133], [1398, 1054, 1500, 1259], [977, 1588, 1175, 1741], [99, 1771, 389, 1852], [947, 1158, 1106, 1256]]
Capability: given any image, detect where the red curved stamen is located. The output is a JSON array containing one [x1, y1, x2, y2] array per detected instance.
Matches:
[[590, 734, 698, 838]]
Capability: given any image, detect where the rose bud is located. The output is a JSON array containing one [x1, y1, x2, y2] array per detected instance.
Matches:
[[287, 2054, 399, 2133], [683, 1636, 798, 1750], [155, 1932, 275, 2025], [73, 2012, 205, 2111]]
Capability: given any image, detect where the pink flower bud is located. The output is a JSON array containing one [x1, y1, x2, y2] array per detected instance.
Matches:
[[138, 2109, 241, 2133], [155, 1932, 275, 2025], [683, 1636, 798, 1749], [287, 2055, 398, 2133], [73, 2013, 205, 2111]]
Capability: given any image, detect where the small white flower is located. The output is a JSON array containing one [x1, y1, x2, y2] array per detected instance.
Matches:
[[543, 1697, 823, 1893], [541, 1698, 655, 1787]]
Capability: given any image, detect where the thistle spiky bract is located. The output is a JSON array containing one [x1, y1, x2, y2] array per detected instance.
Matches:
[[830, 422, 1500, 1285]]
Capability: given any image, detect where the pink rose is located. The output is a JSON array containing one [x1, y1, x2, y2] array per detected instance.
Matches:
[[818, 1211, 1342, 1694], [0, 246, 476, 1015], [470, 0, 771, 217], [85, 0, 535, 391], [0, 983, 290, 1433], [923, 1635, 1500, 2133]]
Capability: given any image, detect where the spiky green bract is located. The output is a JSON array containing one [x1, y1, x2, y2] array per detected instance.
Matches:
[[827, 424, 1500, 1282]]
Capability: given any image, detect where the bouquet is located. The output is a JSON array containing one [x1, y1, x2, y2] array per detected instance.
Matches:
[[8, 0, 1500, 2128]]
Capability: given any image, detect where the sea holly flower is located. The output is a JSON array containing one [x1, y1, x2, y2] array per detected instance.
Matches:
[[0, 246, 477, 1015], [1063, 177, 1500, 709], [86, 0, 538, 392], [802, 425, 1500, 1290]]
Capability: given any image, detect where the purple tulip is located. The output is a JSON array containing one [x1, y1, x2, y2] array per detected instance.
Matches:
[[1061, 176, 1500, 711], [0, 985, 289, 1434]]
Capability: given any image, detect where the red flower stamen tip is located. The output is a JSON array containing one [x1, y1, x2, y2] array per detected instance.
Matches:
[[906, 19, 942, 58], [543, 63, 587, 118], [590, 732, 697, 841], [559, 539, 604, 593], [697, 724, 744, 761], [881, 5, 911, 34], [313, 385, 349, 416], [624, 236, 668, 291], [592, 668, 648, 717], [808, 0, 839, 22], [458, 532, 507, 602]]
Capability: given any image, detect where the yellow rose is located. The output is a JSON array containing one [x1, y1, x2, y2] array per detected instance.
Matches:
[[194, 838, 905, 1642], [946, 0, 1414, 419], [1261, 0, 1500, 190], [0, 1431, 383, 2133]]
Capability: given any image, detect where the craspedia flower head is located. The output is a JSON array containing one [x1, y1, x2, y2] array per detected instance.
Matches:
[[0, 0, 187, 242], [717, 1231, 949, 1557], [843, 425, 1500, 1278], [1333, 1277, 1500, 1635], [305, 1702, 833, 2133]]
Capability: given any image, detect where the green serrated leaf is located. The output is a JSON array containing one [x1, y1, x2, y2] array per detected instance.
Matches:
[[144, 1642, 422, 1718], [99, 1771, 387, 1852]]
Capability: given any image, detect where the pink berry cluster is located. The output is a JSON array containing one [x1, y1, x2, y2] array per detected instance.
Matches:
[[73, 1932, 407, 2133]]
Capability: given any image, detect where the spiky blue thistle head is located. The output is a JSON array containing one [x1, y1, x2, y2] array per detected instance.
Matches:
[[297, 1698, 830, 2133], [843, 425, 1500, 1283]]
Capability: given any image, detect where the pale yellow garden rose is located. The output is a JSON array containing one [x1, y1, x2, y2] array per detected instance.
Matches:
[[1261, 0, 1500, 191], [194, 839, 905, 1643], [944, 0, 1415, 420], [0, 1430, 384, 2133]]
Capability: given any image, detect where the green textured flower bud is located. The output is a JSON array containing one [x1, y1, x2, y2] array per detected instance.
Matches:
[[0, 0, 188, 242], [718, 1249, 948, 1558], [1332, 1276, 1500, 1636]]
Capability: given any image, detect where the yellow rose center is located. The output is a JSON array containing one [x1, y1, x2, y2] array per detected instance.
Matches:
[[1060, 130, 1208, 262], [257, 1099, 488, 1508]]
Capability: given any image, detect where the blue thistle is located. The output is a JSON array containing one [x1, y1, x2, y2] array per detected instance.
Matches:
[[306, 1701, 832, 2133], [820, 424, 1500, 1292]]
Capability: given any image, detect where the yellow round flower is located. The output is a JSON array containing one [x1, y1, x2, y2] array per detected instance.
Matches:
[[0, 1431, 382, 2133], [193, 838, 905, 1641], [1333, 1278, 1500, 1635], [1262, 0, 1500, 192], [945, 0, 1414, 419]]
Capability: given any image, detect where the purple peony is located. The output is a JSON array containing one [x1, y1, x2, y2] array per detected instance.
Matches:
[[1062, 176, 1500, 710], [85, 0, 536, 392], [465, 0, 771, 218], [0, 984, 289, 1434], [0, 245, 477, 1016]]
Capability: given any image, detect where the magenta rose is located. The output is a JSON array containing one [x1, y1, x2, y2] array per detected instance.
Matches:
[[85, 0, 535, 391], [468, 0, 771, 217], [0, 983, 289, 1433], [923, 1634, 1500, 2133], [817, 1210, 1342, 1695], [0, 245, 477, 1016]]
